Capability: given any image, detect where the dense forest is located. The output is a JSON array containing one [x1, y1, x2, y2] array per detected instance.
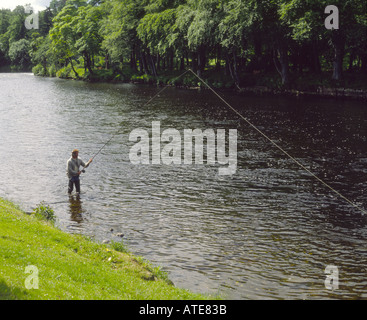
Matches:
[[0, 0, 366, 91]]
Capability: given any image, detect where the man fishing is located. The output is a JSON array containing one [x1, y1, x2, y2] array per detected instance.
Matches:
[[67, 149, 93, 195]]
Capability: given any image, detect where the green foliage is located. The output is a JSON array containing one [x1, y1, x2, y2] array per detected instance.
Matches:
[[137, 8, 177, 56], [7, 6, 27, 44], [134, 255, 172, 284], [32, 202, 56, 223], [8, 39, 31, 70], [47, 64, 57, 77], [56, 64, 72, 78], [131, 73, 154, 84], [0, 0, 366, 89], [110, 240, 129, 253], [73, 5, 103, 71], [50, 0, 67, 15], [32, 63, 46, 76], [87, 68, 115, 81], [100, 0, 145, 66], [49, 2, 86, 65], [183, 0, 224, 50]]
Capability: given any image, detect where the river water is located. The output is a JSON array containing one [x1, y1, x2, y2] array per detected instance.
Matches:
[[1, 73, 367, 299]]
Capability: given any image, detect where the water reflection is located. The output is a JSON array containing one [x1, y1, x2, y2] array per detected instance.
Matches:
[[68, 194, 84, 223]]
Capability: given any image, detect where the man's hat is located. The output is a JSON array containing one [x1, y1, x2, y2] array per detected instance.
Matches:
[[72, 149, 79, 154]]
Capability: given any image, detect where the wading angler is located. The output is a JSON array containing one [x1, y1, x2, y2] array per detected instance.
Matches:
[[66, 149, 93, 195], [129, 121, 237, 175]]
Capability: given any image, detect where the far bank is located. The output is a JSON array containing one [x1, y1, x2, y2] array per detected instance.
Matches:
[[30, 64, 367, 102]]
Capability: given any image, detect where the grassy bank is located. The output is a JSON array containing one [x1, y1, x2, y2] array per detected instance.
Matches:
[[0, 198, 210, 300]]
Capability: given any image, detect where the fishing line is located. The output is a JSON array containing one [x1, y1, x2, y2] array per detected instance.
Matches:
[[86, 69, 192, 163], [80, 67, 365, 216], [186, 69, 367, 216]]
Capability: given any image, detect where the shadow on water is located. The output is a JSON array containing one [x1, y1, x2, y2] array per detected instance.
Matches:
[[68, 195, 84, 223]]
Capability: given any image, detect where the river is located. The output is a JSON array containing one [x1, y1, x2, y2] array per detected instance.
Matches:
[[1, 73, 367, 299]]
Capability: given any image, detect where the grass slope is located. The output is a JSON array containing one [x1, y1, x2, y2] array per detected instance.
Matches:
[[0, 198, 210, 300]]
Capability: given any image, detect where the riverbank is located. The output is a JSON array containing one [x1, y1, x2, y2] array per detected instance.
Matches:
[[31, 63, 367, 101], [0, 198, 211, 300]]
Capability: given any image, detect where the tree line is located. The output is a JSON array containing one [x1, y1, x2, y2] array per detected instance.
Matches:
[[0, 0, 366, 89]]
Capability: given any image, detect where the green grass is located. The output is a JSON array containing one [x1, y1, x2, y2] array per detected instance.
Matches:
[[0, 198, 212, 300]]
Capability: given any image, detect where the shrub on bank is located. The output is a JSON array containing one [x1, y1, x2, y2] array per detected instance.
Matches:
[[32, 202, 55, 223], [32, 64, 46, 76], [131, 74, 154, 84]]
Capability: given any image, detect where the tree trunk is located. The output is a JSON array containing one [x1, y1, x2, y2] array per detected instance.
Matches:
[[105, 53, 110, 70], [85, 52, 93, 75], [140, 50, 149, 74], [180, 56, 185, 71], [169, 50, 174, 71], [348, 49, 355, 71], [253, 34, 262, 70], [331, 30, 345, 81], [197, 45, 206, 77], [215, 45, 221, 71], [310, 40, 321, 74], [191, 52, 197, 73], [130, 47, 137, 71], [232, 50, 239, 85], [361, 53, 367, 73], [69, 58, 80, 79], [149, 54, 157, 77], [225, 54, 233, 78], [157, 54, 161, 71], [42, 58, 47, 73], [225, 52, 239, 85], [277, 44, 290, 88]]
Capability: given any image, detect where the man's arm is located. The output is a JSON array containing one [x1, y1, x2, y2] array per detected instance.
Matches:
[[84, 159, 93, 168], [80, 158, 93, 170]]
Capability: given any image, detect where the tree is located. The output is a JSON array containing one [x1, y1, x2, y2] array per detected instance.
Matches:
[[220, 0, 294, 87], [30, 34, 53, 72], [49, 0, 67, 15], [101, 0, 146, 72], [9, 39, 31, 70], [0, 9, 11, 67], [73, 5, 103, 74], [49, 0, 88, 78], [39, 7, 54, 37], [175, 0, 226, 77], [280, 0, 367, 81], [137, 8, 178, 75], [7, 5, 27, 44]]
